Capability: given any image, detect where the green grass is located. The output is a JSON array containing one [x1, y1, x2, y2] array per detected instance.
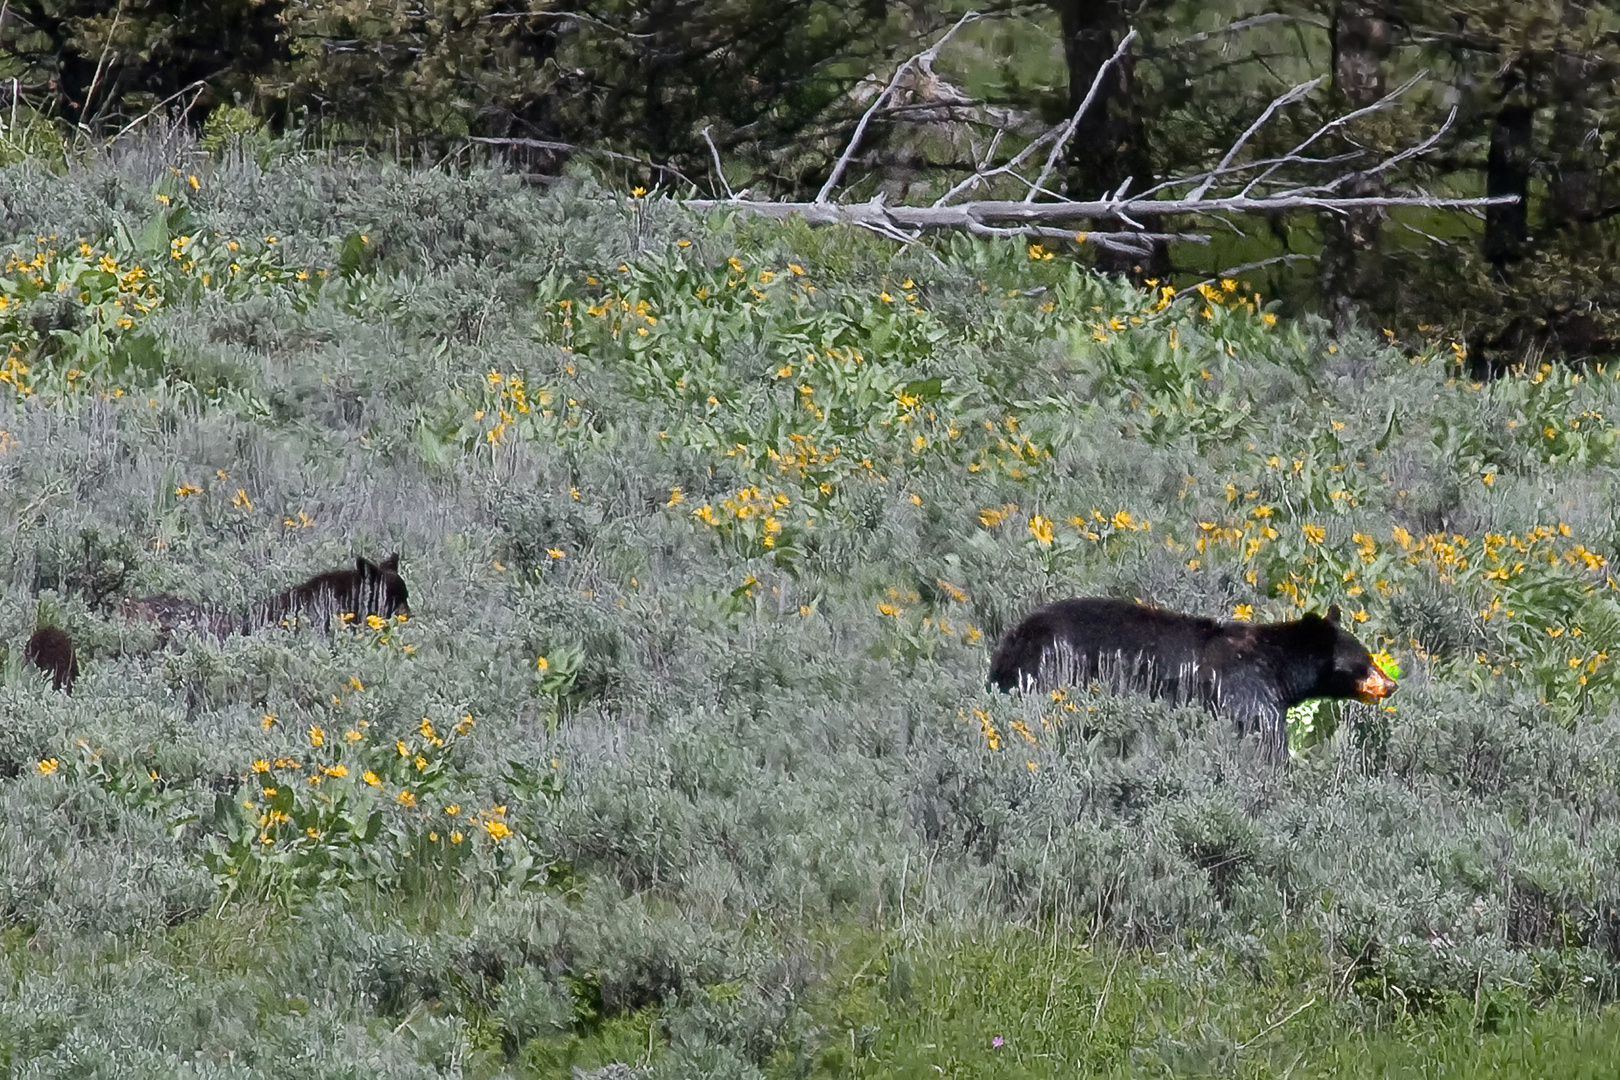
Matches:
[[805, 928, 1620, 1079], [3, 144, 1620, 1075]]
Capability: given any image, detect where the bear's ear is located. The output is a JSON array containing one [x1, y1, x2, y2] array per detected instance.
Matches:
[[1324, 605, 1341, 626], [356, 556, 378, 577], [380, 553, 400, 574]]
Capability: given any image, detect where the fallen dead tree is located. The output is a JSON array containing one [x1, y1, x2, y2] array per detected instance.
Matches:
[[682, 13, 1513, 256]]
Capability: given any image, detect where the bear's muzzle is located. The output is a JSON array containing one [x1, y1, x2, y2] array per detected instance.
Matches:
[[1355, 667, 1397, 703]]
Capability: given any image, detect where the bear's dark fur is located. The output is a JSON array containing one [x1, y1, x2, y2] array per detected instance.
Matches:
[[253, 553, 411, 629], [24, 626, 78, 692], [988, 597, 1396, 757], [124, 554, 410, 643]]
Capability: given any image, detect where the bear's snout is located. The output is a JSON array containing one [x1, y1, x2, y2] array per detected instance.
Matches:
[[1355, 667, 1397, 703]]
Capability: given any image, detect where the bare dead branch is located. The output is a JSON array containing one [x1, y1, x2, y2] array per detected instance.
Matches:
[[673, 14, 1502, 260], [1167, 13, 1330, 50], [108, 79, 207, 143], [1135, 150, 1360, 201], [1187, 77, 1321, 201], [1239, 72, 1425, 198], [471, 135, 576, 152], [1400, 221, 1452, 247], [76, 0, 124, 140], [818, 11, 980, 203], [701, 125, 735, 199], [965, 221, 1210, 246], [1025, 28, 1138, 203], [934, 35, 1130, 210], [681, 193, 1515, 240], [933, 118, 1059, 206], [1310, 107, 1458, 195], [976, 129, 1005, 176]]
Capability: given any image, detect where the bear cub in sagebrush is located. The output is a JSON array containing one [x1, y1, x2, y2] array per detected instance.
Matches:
[[24, 626, 78, 692], [989, 597, 1397, 758], [124, 554, 411, 643], [255, 553, 412, 629]]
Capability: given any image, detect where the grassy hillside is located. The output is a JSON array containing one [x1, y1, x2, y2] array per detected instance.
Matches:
[[3, 145, 1620, 1077]]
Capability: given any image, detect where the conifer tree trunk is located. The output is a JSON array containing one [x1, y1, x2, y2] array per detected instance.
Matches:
[[1319, 1, 1393, 334], [1050, 0, 1167, 279], [1482, 90, 1532, 269]]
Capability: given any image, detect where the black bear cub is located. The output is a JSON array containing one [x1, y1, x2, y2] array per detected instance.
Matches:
[[124, 554, 411, 643], [254, 553, 412, 629], [24, 626, 78, 692], [989, 597, 1396, 758]]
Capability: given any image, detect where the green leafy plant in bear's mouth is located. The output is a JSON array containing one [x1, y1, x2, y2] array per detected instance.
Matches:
[[1288, 650, 1403, 755]]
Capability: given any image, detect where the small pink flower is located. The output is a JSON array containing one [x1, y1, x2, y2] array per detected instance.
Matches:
[[992, 1036, 1004, 1049]]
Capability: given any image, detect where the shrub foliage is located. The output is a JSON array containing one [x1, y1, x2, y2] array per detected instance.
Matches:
[[3, 148, 1620, 1073]]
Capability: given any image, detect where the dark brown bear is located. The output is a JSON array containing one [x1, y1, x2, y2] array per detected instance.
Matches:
[[252, 553, 412, 630], [124, 554, 411, 643], [24, 626, 78, 692], [989, 597, 1396, 758]]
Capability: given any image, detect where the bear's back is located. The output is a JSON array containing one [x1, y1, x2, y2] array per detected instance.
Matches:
[[256, 556, 409, 629], [989, 597, 1225, 694]]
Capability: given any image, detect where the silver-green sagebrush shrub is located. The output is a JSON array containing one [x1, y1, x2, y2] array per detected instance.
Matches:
[[11, 153, 1620, 1071]]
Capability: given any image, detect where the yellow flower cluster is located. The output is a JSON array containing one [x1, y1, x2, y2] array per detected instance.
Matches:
[[690, 484, 792, 549], [475, 370, 552, 446], [766, 433, 842, 480], [239, 710, 513, 851], [972, 708, 1000, 751]]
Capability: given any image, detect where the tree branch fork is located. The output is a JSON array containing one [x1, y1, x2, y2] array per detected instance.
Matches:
[[683, 13, 1515, 249]]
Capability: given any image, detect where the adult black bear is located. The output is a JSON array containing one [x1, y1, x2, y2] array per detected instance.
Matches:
[[24, 626, 78, 692], [124, 554, 411, 643], [989, 597, 1396, 758]]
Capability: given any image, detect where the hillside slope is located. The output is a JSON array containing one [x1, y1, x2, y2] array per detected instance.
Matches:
[[3, 153, 1620, 1076]]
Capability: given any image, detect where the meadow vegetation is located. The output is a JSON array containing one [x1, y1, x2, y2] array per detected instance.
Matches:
[[3, 142, 1620, 1076]]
